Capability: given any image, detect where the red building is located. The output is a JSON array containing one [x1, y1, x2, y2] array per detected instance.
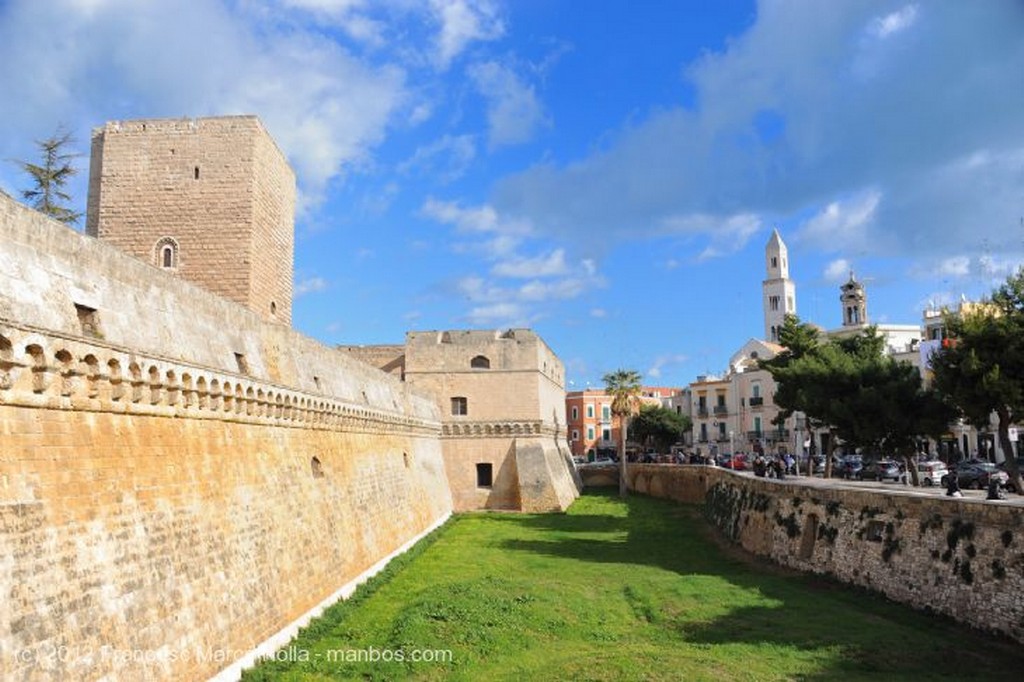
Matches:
[[565, 386, 682, 459]]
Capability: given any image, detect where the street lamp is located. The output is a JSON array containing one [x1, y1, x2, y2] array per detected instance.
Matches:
[[794, 414, 805, 476]]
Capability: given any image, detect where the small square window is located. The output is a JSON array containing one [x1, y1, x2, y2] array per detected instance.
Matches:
[[476, 463, 493, 487], [451, 396, 468, 416], [75, 304, 101, 338]]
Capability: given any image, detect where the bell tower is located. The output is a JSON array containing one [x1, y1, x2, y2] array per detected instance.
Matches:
[[762, 228, 797, 342], [840, 272, 867, 327]]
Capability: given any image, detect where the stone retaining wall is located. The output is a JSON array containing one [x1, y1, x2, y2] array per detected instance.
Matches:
[[627, 464, 1024, 643]]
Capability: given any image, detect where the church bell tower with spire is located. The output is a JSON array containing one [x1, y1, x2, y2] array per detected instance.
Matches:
[[763, 228, 797, 342]]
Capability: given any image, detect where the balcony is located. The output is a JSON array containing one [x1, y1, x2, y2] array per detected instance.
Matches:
[[746, 431, 763, 441], [713, 405, 728, 416], [697, 406, 709, 417], [749, 396, 764, 407]]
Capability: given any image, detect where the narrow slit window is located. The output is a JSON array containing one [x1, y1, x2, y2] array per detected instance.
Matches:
[[234, 352, 249, 375], [194, 166, 200, 180]]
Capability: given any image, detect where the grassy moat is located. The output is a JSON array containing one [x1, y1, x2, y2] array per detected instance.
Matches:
[[243, 491, 1023, 681]]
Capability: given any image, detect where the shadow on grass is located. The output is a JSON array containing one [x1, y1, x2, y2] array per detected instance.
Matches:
[[498, 490, 1024, 681]]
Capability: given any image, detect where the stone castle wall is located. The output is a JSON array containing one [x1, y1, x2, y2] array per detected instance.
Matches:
[[1, 193, 453, 680], [86, 117, 294, 324], [626, 465, 1024, 643], [404, 329, 579, 512], [338, 345, 406, 378]]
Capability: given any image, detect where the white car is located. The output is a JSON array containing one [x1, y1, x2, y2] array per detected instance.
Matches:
[[916, 461, 949, 487]]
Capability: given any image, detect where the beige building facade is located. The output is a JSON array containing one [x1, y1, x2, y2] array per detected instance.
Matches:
[[403, 329, 580, 512]]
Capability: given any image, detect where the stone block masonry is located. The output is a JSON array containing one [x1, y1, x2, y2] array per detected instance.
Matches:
[[1, 190, 453, 680], [626, 465, 1024, 644], [86, 116, 294, 324]]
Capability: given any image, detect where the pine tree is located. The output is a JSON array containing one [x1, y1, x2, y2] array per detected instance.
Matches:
[[15, 128, 83, 225]]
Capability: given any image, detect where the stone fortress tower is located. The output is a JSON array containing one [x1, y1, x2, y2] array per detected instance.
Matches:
[[840, 271, 868, 327], [86, 116, 295, 324], [762, 228, 797, 342], [403, 329, 579, 512]]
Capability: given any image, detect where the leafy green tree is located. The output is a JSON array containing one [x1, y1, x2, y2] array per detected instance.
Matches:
[[603, 368, 642, 497], [760, 314, 825, 474], [931, 270, 1024, 493], [14, 127, 83, 225], [765, 322, 955, 484], [630, 404, 692, 453]]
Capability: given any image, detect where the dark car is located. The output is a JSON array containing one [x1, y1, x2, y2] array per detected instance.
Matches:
[[857, 459, 902, 482], [834, 455, 863, 479], [951, 461, 1009, 490]]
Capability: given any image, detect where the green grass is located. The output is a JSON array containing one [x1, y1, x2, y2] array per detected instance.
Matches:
[[243, 491, 1023, 681]]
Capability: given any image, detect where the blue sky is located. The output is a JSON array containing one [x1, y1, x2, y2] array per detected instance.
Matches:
[[1, 1, 1023, 389]]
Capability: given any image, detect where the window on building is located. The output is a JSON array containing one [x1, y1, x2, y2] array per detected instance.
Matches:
[[754, 416, 762, 435], [716, 394, 726, 407], [771, 256, 778, 268], [719, 422, 727, 439], [470, 355, 490, 369], [476, 463, 493, 487], [700, 423, 708, 441], [571, 430, 579, 442], [154, 236, 179, 269], [74, 304, 101, 338], [601, 405, 610, 420], [234, 352, 249, 375], [586, 405, 594, 418], [311, 456, 324, 479], [451, 396, 468, 415], [602, 428, 611, 442], [587, 426, 595, 440], [752, 384, 761, 398], [571, 406, 578, 420]]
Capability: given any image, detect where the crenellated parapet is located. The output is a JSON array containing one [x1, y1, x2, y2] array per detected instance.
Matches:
[[0, 321, 440, 437]]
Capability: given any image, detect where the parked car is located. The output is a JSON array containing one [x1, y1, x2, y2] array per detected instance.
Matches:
[[950, 461, 1009, 490], [834, 455, 863, 479], [916, 461, 949, 487], [857, 459, 902, 482]]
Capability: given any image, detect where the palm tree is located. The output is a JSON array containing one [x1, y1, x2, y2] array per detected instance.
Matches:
[[603, 368, 642, 497]]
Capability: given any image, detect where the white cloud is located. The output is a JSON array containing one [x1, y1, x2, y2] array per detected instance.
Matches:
[[469, 60, 548, 148], [824, 258, 851, 282], [493, 3, 1024, 266], [430, 0, 504, 70], [647, 354, 689, 379], [870, 4, 919, 39], [295, 276, 329, 296], [590, 308, 607, 318], [421, 197, 531, 236], [0, 0, 409, 214], [465, 302, 529, 326], [936, 256, 970, 278], [797, 189, 881, 252], [398, 134, 477, 183], [492, 249, 568, 278]]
